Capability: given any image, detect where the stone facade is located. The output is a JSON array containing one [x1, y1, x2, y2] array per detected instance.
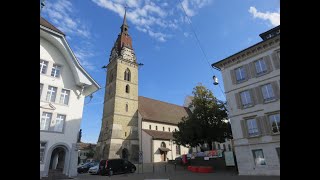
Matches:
[[96, 11, 139, 163]]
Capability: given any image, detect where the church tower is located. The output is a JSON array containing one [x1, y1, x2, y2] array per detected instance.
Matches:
[[96, 9, 139, 162]]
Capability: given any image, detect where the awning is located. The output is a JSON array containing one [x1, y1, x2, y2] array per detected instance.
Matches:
[[159, 147, 171, 152]]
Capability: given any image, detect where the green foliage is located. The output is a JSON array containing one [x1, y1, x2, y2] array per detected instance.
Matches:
[[173, 85, 232, 148]]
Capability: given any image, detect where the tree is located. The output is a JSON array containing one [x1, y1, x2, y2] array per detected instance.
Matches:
[[173, 85, 232, 150]]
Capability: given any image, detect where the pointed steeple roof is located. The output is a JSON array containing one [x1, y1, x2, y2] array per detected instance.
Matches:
[[122, 7, 128, 26]]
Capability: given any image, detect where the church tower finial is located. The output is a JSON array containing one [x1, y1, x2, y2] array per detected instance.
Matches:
[[123, 6, 128, 26]]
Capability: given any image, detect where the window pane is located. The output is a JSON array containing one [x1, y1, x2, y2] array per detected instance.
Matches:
[[236, 67, 246, 81], [240, 91, 252, 107], [53, 114, 65, 132], [247, 119, 259, 136], [46, 86, 57, 102], [262, 84, 275, 101], [269, 114, 280, 133], [255, 59, 267, 74], [252, 149, 266, 165], [40, 60, 48, 74], [60, 89, 70, 105], [51, 64, 61, 78], [40, 112, 52, 130]]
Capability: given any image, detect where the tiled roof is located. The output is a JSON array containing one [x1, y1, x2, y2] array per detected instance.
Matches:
[[138, 96, 191, 125], [40, 17, 65, 36], [142, 129, 173, 140], [78, 143, 96, 150]]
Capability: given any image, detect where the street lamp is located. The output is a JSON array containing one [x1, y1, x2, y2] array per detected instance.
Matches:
[[213, 75, 219, 85]]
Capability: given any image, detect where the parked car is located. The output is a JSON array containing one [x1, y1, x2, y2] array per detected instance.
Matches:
[[78, 162, 98, 173], [175, 155, 191, 165], [99, 159, 136, 176], [88, 164, 100, 175]]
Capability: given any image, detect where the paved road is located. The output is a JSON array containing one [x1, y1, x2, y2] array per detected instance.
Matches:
[[62, 171, 280, 180]]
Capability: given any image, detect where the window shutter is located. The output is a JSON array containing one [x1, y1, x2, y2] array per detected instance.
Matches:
[[241, 120, 248, 138], [254, 86, 264, 104], [249, 88, 256, 106], [235, 92, 242, 109], [271, 81, 280, 99], [244, 64, 251, 80], [264, 55, 273, 73], [249, 62, 257, 78], [230, 69, 236, 85], [263, 115, 272, 135], [257, 116, 268, 136], [271, 51, 280, 69], [256, 117, 263, 136]]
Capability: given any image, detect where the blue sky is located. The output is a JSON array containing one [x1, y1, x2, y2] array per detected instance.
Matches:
[[41, 0, 280, 143]]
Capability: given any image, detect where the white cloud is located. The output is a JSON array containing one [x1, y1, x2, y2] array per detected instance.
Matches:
[[92, 0, 212, 42], [180, 0, 212, 17], [249, 6, 280, 26], [42, 0, 97, 71], [42, 0, 91, 38]]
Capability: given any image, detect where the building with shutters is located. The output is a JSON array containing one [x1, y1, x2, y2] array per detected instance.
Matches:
[[211, 25, 280, 176]]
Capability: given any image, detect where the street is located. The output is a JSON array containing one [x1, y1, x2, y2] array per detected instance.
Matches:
[[62, 170, 280, 180]]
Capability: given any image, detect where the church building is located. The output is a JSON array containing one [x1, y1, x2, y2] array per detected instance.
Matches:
[[95, 10, 190, 163]]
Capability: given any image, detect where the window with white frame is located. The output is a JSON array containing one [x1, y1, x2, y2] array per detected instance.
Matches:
[[51, 64, 61, 78], [40, 60, 48, 74], [261, 84, 275, 101], [235, 66, 246, 82], [40, 112, 52, 131], [46, 86, 57, 102], [59, 89, 70, 105], [53, 114, 65, 132], [255, 59, 267, 74], [246, 119, 259, 137], [40, 142, 47, 163], [40, 84, 43, 99], [269, 113, 280, 133], [252, 149, 266, 165], [240, 90, 252, 108]]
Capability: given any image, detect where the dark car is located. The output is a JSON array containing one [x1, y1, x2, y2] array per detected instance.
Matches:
[[175, 155, 191, 165], [99, 159, 136, 176], [78, 162, 98, 173]]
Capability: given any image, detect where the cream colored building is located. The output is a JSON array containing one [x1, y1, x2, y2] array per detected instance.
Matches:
[[212, 25, 280, 176], [95, 11, 190, 163], [40, 17, 100, 179]]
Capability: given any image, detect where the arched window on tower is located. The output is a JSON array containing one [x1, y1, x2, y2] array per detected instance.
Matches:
[[125, 84, 130, 93], [161, 142, 166, 148], [124, 68, 131, 81], [126, 104, 128, 112]]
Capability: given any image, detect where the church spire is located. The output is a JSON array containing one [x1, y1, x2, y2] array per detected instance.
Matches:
[[121, 6, 129, 34], [123, 6, 128, 26]]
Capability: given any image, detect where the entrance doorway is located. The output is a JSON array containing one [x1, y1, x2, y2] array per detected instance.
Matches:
[[49, 147, 66, 172]]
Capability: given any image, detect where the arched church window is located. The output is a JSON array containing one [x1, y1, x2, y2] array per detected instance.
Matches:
[[126, 104, 128, 112], [161, 142, 166, 148], [124, 68, 131, 81], [125, 84, 130, 93]]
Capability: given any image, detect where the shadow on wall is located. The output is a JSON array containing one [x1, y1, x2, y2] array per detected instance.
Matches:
[[40, 117, 82, 178]]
